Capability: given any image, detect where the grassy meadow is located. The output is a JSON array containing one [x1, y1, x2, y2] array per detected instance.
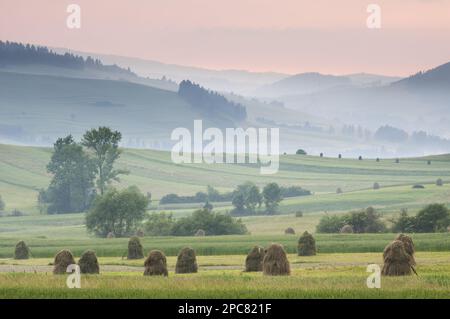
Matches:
[[1, 143, 450, 298], [1, 252, 449, 298]]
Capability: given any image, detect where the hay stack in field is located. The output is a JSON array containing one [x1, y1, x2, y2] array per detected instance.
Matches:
[[297, 231, 316, 256], [127, 236, 144, 259], [284, 227, 295, 235], [14, 240, 30, 259], [78, 250, 100, 274], [175, 247, 198, 274], [395, 234, 415, 266], [381, 240, 412, 276], [245, 246, 265, 272], [144, 250, 168, 276], [262, 244, 290, 276], [195, 229, 206, 237], [340, 224, 354, 234], [53, 249, 76, 275]]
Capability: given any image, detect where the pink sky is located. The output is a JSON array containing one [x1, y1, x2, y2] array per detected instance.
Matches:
[[1, 0, 450, 76]]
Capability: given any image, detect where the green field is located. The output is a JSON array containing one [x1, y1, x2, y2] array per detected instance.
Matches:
[[1, 143, 450, 299], [1, 143, 449, 215], [0, 252, 449, 298]]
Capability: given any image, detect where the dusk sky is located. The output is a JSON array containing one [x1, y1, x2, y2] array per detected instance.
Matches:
[[1, 0, 450, 76]]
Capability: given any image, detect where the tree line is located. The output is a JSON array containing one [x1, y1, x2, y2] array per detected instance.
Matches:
[[160, 184, 311, 207], [316, 204, 450, 234], [0, 40, 135, 76]]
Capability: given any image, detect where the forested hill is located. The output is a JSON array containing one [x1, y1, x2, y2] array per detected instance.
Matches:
[[0, 40, 135, 76], [178, 80, 247, 121]]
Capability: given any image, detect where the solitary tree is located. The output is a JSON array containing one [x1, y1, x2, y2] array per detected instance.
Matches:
[[82, 127, 128, 195]]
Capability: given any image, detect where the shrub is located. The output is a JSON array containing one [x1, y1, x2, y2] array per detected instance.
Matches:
[[296, 149, 307, 155], [297, 231, 316, 256], [144, 212, 174, 236], [415, 204, 450, 232], [317, 207, 386, 233], [175, 247, 198, 274], [172, 209, 247, 236], [280, 186, 311, 198], [391, 210, 416, 233], [262, 244, 290, 276], [159, 192, 208, 205], [14, 241, 30, 259], [127, 237, 144, 259], [245, 246, 265, 272], [436, 178, 444, 186], [358, 156, 363, 161], [53, 249, 76, 275], [284, 227, 295, 235], [78, 250, 100, 274], [316, 214, 346, 233], [144, 250, 168, 276], [412, 184, 425, 189], [86, 186, 148, 237]]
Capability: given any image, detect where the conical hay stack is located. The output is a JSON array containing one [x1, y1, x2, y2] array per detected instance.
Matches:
[[284, 227, 295, 235], [381, 240, 412, 276], [297, 231, 316, 256], [175, 247, 198, 274], [395, 233, 416, 266], [245, 246, 265, 272], [53, 249, 76, 275], [262, 244, 290, 276], [144, 250, 168, 276], [78, 250, 100, 274], [127, 236, 144, 259], [14, 240, 30, 260]]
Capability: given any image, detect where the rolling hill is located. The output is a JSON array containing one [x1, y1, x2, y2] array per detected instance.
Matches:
[[1, 143, 449, 215]]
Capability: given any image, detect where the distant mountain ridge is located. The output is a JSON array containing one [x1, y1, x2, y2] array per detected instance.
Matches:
[[253, 72, 401, 98], [393, 61, 450, 90]]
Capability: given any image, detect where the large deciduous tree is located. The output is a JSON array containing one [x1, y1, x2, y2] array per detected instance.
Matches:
[[262, 182, 282, 214], [43, 135, 96, 214], [82, 127, 128, 195]]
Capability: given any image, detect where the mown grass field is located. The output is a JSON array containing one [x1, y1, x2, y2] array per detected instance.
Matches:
[[0, 252, 449, 298], [1, 143, 450, 299], [0, 233, 449, 258]]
